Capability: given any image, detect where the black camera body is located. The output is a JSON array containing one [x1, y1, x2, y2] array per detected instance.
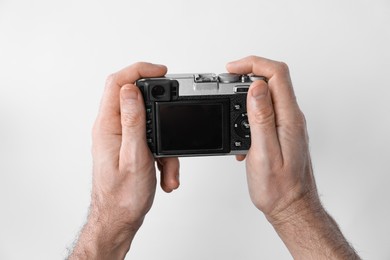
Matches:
[[136, 73, 265, 157]]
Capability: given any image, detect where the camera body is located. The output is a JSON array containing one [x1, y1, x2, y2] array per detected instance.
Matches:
[[136, 73, 265, 157]]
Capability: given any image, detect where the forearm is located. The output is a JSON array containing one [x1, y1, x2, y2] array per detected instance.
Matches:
[[269, 193, 360, 260], [68, 207, 139, 260]]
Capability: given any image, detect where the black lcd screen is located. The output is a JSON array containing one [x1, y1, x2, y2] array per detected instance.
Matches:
[[156, 101, 229, 154]]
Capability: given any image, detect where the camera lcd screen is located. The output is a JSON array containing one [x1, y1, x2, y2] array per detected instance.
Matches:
[[156, 100, 229, 154]]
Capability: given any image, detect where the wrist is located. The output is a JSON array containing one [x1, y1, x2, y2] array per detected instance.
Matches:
[[266, 190, 360, 259], [266, 189, 324, 228], [69, 205, 141, 260]]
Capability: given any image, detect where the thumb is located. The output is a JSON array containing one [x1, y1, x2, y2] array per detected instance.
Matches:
[[119, 84, 152, 167], [120, 84, 146, 135], [247, 80, 281, 157]]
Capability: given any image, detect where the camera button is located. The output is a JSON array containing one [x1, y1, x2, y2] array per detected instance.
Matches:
[[234, 86, 249, 93], [241, 120, 250, 129], [218, 73, 240, 83], [234, 141, 242, 147], [234, 113, 251, 138]]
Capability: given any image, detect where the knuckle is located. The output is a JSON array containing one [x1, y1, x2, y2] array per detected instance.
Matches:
[[296, 111, 309, 139], [276, 61, 290, 75], [105, 73, 117, 86], [91, 116, 116, 138], [121, 110, 143, 128], [131, 61, 146, 70], [252, 106, 275, 127], [281, 110, 308, 139], [255, 78, 268, 88], [92, 120, 99, 137], [167, 177, 179, 189], [247, 55, 258, 61], [298, 111, 307, 125], [293, 110, 307, 128], [91, 117, 104, 138]]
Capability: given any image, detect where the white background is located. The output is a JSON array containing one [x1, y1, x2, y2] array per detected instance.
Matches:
[[1, 0, 389, 259]]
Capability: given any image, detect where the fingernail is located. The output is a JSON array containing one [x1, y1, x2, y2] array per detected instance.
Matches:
[[251, 84, 268, 99], [122, 88, 138, 100]]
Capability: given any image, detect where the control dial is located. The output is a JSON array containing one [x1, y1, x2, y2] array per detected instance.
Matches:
[[234, 113, 250, 138], [218, 73, 240, 83]]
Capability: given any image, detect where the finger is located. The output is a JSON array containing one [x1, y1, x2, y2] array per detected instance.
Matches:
[[226, 56, 293, 98], [235, 155, 246, 161], [157, 157, 180, 193], [95, 62, 167, 136], [119, 84, 153, 171], [226, 55, 301, 125], [247, 80, 282, 162]]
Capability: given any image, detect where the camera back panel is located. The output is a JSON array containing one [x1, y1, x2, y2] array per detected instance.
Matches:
[[136, 73, 265, 157]]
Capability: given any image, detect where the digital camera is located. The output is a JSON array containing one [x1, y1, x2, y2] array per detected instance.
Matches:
[[136, 73, 265, 157]]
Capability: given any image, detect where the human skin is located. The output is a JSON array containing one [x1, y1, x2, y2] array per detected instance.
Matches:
[[227, 56, 360, 259], [68, 63, 180, 259], [68, 56, 360, 259]]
